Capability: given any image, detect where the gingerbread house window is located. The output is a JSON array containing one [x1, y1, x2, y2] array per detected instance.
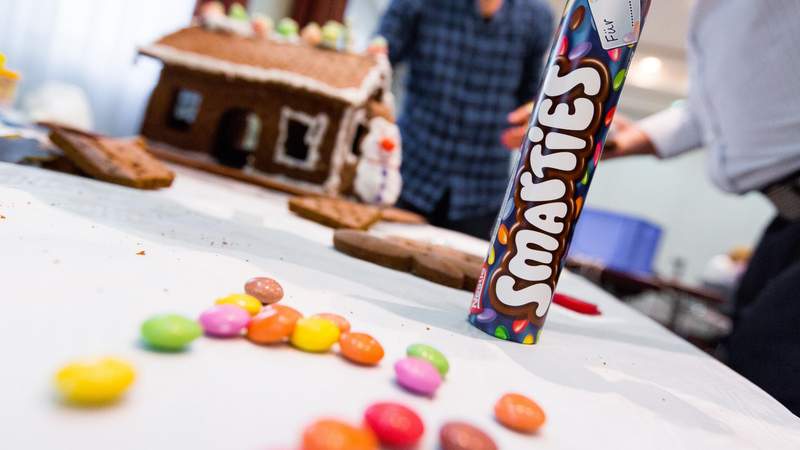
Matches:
[[274, 107, 329, 171], [169, 89, 202, 130], [213, 108, 262, 168]]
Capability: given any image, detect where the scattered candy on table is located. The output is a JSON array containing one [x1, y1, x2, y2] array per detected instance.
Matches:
[[394, 357, 442, 396], [245, 277, 284, 305], [406, 343, 449, 377], [247, 304, 303, 344], [54, 357, 135, 406], [301, 418, 377, 450], [291, 317, 340, 353], [494, 393, 546, 433], [439, 421, 498, 450], [140, 314, 202, 351], [339, 332, 384, 366], [363, 402, 424, 447], [553, 292, 601, 316], [198, 304, 251, 337], [312, 313, 350, 333], [215, 293, 262, 316]]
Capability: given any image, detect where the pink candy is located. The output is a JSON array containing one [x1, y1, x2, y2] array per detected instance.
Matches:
[[394, 357, 442, 396], [198, 304, 251, 337]]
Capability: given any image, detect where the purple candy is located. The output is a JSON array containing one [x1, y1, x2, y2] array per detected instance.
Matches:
[[568, 42, 592, 60], [476, 309, 497, 323], [394, 357, 441, 396], [198, 304, 250, 337]]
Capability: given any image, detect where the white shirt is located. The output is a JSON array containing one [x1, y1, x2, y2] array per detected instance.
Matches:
[[639, 0, 800, 193]]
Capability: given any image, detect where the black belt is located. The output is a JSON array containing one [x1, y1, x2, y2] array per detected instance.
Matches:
[[763, 172, 800, 221]]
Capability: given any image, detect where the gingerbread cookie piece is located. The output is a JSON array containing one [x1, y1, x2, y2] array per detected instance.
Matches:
[[333, 230, 415, 271], [289, 196, 381, 230], [411, 253, 464, 289], [380, 207, 427, 224], [387, 236, 484, 291], [49, 127, 174, 189]]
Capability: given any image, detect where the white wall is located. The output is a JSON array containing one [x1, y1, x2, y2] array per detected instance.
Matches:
[[249, 0, 292, 19]]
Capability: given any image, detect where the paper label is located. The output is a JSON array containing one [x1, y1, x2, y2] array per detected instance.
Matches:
[[588, 0, 642, 50]]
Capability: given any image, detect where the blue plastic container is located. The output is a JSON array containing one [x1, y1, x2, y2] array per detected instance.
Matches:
[[567, 208, 662, 276]]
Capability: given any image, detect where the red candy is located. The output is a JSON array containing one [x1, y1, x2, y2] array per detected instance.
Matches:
[[363, 402, 424, 447], [553, 293, 601, 315]]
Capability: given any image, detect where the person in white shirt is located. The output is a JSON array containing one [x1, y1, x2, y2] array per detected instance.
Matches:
[[606, 0, 800, 415]]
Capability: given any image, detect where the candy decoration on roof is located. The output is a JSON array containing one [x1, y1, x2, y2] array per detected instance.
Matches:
[[321, 21, 344, 50], [198, 1, 225, 19], [228, 3, 249, 21], [301, 22, 323, 47], [251, 14, 274, 39], [276, 17, 299, 40], [367, 36, 388, 56]]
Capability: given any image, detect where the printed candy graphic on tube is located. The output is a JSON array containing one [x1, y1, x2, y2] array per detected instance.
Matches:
[[469, 0, 650, 344]]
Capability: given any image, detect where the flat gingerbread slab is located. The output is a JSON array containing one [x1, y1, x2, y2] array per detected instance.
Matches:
[[49, 127, 174, 189], [289, 196, 382, 230]]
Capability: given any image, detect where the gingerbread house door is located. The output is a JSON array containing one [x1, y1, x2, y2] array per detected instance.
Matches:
[[212, 108, 262, 168]]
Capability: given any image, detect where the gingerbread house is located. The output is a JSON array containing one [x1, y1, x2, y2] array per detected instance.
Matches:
[[139, 25, 396, 195]]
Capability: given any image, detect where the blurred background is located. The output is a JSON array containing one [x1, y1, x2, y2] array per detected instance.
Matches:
[[0, 0, 772, 345]]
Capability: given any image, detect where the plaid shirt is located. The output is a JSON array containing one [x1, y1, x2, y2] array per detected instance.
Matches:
[[379, 0, 554, 220]]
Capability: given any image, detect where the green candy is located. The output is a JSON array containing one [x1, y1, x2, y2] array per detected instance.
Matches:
[[277, 18, 299, 38], [228, 3, 249, 21], [494, 326, 510, 340], [407, 343, 449, 376], [141, 314, 202, 351], [613, 69, 627, 91]]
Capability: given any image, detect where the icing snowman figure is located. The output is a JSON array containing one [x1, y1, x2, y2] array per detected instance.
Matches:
[[354, 116, 402, 206]]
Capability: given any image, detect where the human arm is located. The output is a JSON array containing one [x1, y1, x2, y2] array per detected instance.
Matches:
[[375, 0, 423, 65], [604, 103, 704, 160]]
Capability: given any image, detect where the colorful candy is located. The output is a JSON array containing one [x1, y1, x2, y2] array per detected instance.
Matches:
[[301, 22, 323, 47], [301, 419, 377, 450], [291, 317, 340, 353], [494, 393, 546, 433], [568, 42, 592, 60], [394, 357, 441, 396], [406, 343, 449, 377], [277, 18, 299, 39], [312, 313, 350, 333], [245, 277, 284, 305], [54, 357, 135, 405], [215, 293, 262, 316], [570, 5, 586, 30], [339, 332, 384, 366], [614, 69, 627, 91], [198, 304, 251, 337], [228, 2, 248, 21], [475, 309, 497, 323], [439, 422, 497, 450], [252, 14, 274, 39], [497, 224, 509, 245], [247, 304, 303, 344], [363, 402, 424, 447], [140, 314, 202, 351]]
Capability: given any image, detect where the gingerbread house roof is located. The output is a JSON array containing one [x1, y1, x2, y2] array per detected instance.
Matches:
[[140, 27, 390, 106]]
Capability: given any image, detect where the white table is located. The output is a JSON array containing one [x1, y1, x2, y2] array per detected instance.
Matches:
[[1, 162, 798, 450]]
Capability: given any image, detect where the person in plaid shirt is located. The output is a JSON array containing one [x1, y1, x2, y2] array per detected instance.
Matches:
[[377, 0, 554, 238]]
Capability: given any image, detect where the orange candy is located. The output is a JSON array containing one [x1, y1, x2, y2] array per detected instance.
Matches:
[[494, 393, 546, 433], [302, 419, 378, 450], [312, 313, 351, 333], [246, 304, 303, 344], [338, 332, 384, 366]]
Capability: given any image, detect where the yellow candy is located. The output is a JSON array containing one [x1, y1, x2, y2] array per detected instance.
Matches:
[[291, 317, 340, 353], [54, 357, 135, 405], [215, 293, 262, 316]]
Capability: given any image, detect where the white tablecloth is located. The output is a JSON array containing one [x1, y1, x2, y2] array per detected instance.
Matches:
[[1, 162, 798, 450]]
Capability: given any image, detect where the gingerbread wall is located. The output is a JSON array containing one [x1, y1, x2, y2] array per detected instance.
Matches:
[[141, 64, 354, 185]]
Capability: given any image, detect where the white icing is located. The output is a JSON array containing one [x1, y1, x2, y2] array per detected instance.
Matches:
[[139, 44, 391, 106], [323, 106, 356, 194], [273, 106, 329, 171], [353, 116, 402, 206]]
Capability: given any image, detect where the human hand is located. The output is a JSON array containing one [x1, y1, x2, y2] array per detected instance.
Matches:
[[602, 115, 657, 160], [500, 102, 533, 150]]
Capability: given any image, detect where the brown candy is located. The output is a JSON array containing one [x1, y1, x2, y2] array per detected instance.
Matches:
[[244, 277, 284, 305], [570, 5, 586, 30], [439, 422, 497, 450]]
